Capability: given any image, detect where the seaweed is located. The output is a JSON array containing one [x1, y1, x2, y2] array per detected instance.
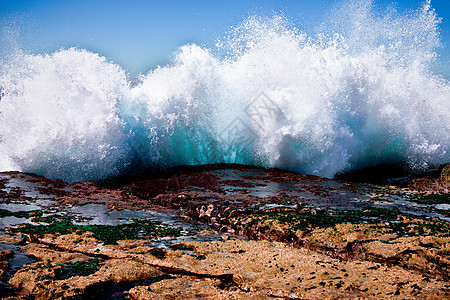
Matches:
[[0, 209, 43, 218], [408, 193, 450, 205], [14, 219, 190, 245], [248, 206, 449, 237], [258, 207, 400, 232], [55, 258, 103, 280]]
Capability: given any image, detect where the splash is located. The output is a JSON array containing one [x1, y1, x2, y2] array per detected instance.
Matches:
[[0, 49, 129, 181], [0, 0, 449, 182]]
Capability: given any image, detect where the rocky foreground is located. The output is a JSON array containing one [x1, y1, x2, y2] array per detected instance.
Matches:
[[0, 164, 449, 299]]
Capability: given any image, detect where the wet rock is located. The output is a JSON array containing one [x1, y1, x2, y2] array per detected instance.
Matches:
[[439, 163, 450, 185], [0, 261, 9, 270], [121, 172, 224, 200], [58, 181, 154, 210], [333, 162, 450, 193], [0, 261, 9, 280], [0, 235, 22, 244], [0, 249, 14, 260], [405, 163, 450, 193], [334, 162, 412, 185]]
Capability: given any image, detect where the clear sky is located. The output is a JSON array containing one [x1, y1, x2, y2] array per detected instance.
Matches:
[[1, 0, 449, 76]]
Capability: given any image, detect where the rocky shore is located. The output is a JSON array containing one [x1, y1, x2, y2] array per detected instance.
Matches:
[[0, 164, 449, 299]]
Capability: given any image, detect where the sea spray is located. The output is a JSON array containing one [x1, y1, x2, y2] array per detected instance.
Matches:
[[0, 0, 448, 182], [0, 49, 129, 181]]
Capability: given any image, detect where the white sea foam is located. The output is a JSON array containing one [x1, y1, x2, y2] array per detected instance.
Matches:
[[0, 0, 448, 182]]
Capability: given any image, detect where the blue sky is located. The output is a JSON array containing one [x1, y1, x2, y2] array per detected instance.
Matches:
[[1, 0, 449, 76]]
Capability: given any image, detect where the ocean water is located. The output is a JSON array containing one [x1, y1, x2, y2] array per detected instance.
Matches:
[[0, 0, 449, 182]]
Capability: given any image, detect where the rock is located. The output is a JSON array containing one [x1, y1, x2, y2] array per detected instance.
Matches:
[[0, 261, 9, 280], [22, 243, 90, 264], [2, 165, 450, 299], [405, 163, 450, 192], [0, 235, 22, 244], [0, 249, 14, 260], [439, 163, 450, 184], [8, 257, 161, 298], [0, 261, 9, 270], [334, 162, 411, 185], [34, 274, 113, 299], [8, 261, 59, 293], [97, 259, 161, 284], [363, 235, 450, 280], [128, 276, 265, 300], [140, 238, 448, 299]]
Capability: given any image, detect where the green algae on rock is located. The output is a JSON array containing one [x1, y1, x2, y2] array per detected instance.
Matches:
[[407, 192, 450, 205], [12, 219, 193, 245], [0, 209, 43, 218], [55, 258, 103, 280]]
